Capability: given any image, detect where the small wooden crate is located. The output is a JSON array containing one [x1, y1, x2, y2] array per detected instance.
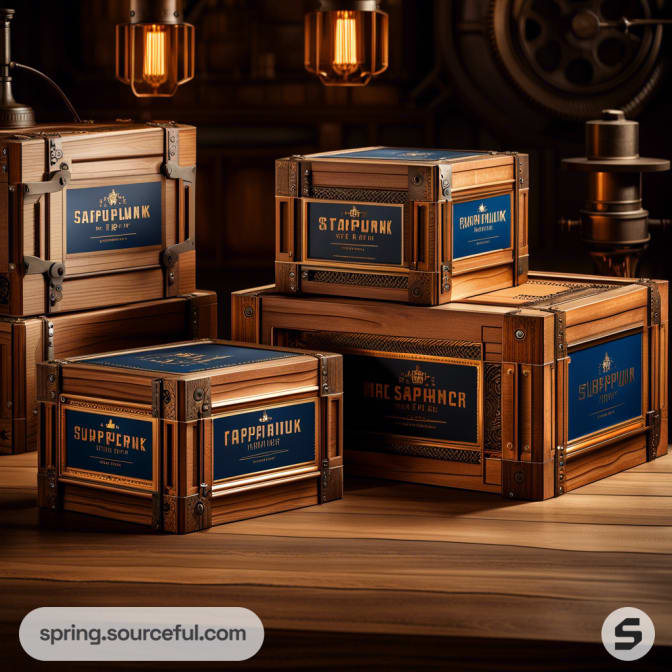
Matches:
[[232, 272, 667, 499], [1, 290, 217, 455], [0, 121, 196, 317], [275, 147, 529, 305], [38, 339, 343, 532]]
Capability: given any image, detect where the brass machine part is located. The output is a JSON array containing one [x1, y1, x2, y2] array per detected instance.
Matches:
[[562, 109, 669, 276]]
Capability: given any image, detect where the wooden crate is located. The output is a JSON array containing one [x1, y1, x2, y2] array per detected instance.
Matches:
[[1, 290, 217, 455], [0, 121, 196, 317], [275, 147, 529, 305], [232, 272, 668, 499], [37, 339, 343, 532]]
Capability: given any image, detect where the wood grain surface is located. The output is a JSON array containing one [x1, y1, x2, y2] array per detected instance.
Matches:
[[1, 451, 670, 670]]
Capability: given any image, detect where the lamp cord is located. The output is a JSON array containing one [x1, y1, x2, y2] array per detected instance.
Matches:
[[10, 62, 81, 123]]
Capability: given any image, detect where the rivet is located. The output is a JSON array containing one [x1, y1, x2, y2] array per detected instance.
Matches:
[[515, 329, 525, 340], [202, 403, 210, 413], [289, 271, 295, 278], [508, 491, 515, 498], [8, 262, 15, 271]]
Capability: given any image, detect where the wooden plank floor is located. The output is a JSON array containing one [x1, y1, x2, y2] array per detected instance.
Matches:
[[1, 451, 671, 671]]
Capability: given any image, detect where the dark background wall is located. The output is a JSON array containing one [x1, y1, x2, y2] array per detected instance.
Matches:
[[8, 0, 672, 332]]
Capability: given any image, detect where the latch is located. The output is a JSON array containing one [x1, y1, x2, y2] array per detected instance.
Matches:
[[24, 256, 65, 305], [548, 308, 567, 358], [44, 319, 55, 361], [161, 239, 195, 287], [315, 353, 330, 396], [149, 123, 196, 183], [438, 164, 452, 200], [17, 136, 71, 196]]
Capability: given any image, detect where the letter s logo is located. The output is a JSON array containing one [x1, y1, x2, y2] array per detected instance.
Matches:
[[602, 608, 654, 661], [614, 617, 642, 650]]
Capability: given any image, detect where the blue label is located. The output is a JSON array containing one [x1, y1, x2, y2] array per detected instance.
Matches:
[[452, 194, 511, 260], [568, 332, 642, 441], [307, 201, 403, 266], [84, 343, 297, 374], [345, 354, 479, 444], [213, 401, 316, 480], [65, 409, 153, 481], [66, 182, 163, 254], [309, 148, 483, 161]]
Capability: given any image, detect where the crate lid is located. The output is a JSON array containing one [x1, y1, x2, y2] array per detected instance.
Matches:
[[303, 146, 490, 163], [72, 340, 302, 375]]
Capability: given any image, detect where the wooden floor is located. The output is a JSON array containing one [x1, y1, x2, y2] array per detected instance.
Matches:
[[1, 451, 671, 671]]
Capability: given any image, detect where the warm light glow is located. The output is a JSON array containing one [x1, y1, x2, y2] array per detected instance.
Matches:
[[332, 10, 358, 76], [143, 25, 167, 88]]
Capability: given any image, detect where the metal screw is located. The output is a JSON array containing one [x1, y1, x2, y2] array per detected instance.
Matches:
[[289, 271, 295, 279], [508, 491, 515, 498], [515, 329, 525, 340], [8, 263, 15, 271], [202, 403, 210, 413], [48, 374, 56, 383], [130, 10, 135, 16]]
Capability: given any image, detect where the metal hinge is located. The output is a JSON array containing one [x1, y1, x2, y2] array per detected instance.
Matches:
[[301, 161, 312, 197], [15, 137, 71, 196], [152, 379, 163, 419], [646, 409, 661, 460], [517, 254, 529, 277], [161, 240, 195, 288], [24, 256, 65, 306], [549, 308, 567, 358], [513, 152, 529, 190], [441, 263, 451, 292], [155, 124, 195, 183], [316, 354, 330, 396], [44, 319, 55, 361], [439, 164, 452, 200], [556, 444, 566, 496], [637, 279, 661, 326]]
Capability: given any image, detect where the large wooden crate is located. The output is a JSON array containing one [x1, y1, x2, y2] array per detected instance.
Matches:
[[1, 290, 217, 455], [0, 121, 196, 316], [232, 272, 668, 499], [275, 147, 529, 305], [38, 339, 343, 532]]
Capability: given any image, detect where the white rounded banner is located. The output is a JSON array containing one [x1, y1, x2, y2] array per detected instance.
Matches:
[[20, 607, 264, 661]]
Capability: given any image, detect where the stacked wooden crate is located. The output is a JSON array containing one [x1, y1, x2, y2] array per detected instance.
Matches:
[[231, 147, 668, 500], [0, 121, 218, 455]]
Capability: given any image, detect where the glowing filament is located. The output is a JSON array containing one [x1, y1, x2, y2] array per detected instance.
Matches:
[[143, 26, 167, 87], [332, 11, 358, 76]]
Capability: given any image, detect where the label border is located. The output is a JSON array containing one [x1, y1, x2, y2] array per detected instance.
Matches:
[[302, 198, 406, 270], [566, 329, 646, 446], [212, 397, 319, 484], [63, 177, 165, 259], [59, 396, 159, 492], [338, 347, 483, 449], [451, 192, 513, 261]]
